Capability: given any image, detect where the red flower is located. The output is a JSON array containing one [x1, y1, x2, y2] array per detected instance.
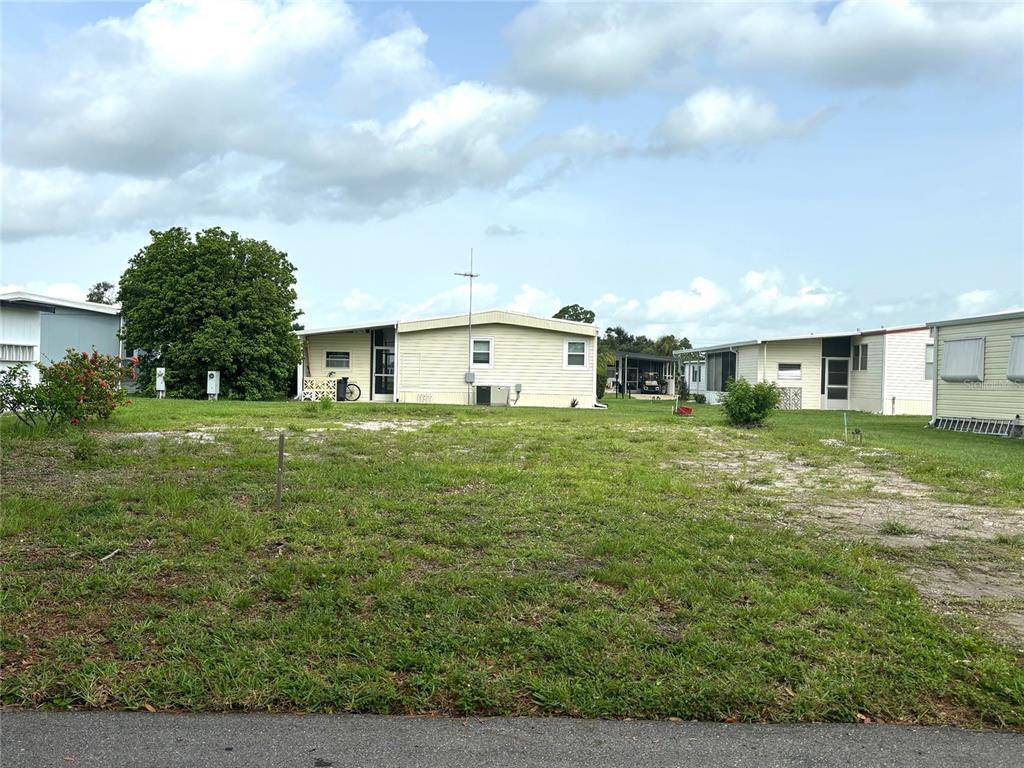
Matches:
[[82, 352, 89, 359], [130, 355, 139, 364], [71, 417, 80, 425]]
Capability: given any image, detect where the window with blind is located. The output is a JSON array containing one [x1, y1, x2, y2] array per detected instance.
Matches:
[[564, 340, 587, 367], [0, 344, 34, 362], [778, 363, 802, 380], [471, 337, 493, 367], [325, 351, 350, 369], [940, 338, 984, 382], [1008, 335, 1024, 383], [924, 344, 935, 380]]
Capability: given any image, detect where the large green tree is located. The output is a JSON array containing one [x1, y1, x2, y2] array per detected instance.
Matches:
[[118, 227, 302, 400], [553, 303, 596, 323]]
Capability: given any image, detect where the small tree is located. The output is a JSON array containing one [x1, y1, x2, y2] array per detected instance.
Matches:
[[86, 281, 117, 304], [720, 378, 781, 427]]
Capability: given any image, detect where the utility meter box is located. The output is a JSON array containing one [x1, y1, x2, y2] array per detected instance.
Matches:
[[207, 370, 220, 400], [155, 367, 166, 398], [464, 371, 475, 384]]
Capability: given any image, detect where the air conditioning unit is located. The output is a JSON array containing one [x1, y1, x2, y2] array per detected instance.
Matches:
[[475, 385, 510, 406], [492, 386, 510, 407]]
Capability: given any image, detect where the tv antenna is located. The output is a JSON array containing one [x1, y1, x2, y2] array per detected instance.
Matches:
[[455, 248, 479, 404]]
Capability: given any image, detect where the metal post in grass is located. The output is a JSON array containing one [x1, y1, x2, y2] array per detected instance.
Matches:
[[275, 432, 284, 511]]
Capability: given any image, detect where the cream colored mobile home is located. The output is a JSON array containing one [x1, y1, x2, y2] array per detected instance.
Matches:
[[678, 325, 933, 415], [926, 309, 1024, 437], [297, 310, 599, 408]]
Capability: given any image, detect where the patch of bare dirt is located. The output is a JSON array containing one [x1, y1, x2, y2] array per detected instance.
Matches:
[[663, 449, 1024, 643]]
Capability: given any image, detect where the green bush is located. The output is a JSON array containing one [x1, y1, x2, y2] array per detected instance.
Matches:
[[693, 394, 707, 405], [720, 378, 780, 427], [0, 350, 130, 429]]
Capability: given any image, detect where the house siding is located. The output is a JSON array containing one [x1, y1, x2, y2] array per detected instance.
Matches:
[[397, 322, 597, 408], [760, 339, 822, 410], [881, 329, 932, 416], [849, 334, 883, 413], [304, 330, 373, 396], [39, 308, 121, 363], [934, 316, 1024, 420], [736, 345, 759, 384]]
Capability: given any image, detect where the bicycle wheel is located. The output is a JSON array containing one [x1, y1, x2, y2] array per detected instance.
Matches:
[[345, 383, 361, 401]]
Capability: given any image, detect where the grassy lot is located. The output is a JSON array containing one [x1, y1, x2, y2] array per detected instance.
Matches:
[[1, 398, 1022, 726]]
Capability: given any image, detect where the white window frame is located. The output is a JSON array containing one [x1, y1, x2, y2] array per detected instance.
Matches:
[[325, 351, 350, 369], [564, 339, 588, 369], [471, 336, 494, 369], [940, 337, 985, 382], [690, 365, 701, 383], [924, 343, 935, 380], [1008, 335, 1024, 383], [777, 363, 802, 380]]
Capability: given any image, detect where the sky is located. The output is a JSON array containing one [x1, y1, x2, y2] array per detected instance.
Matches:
[[2, 0, 1022, 344]]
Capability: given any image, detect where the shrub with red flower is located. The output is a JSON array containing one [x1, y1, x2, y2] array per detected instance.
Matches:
[[0, 349, 130, 428]]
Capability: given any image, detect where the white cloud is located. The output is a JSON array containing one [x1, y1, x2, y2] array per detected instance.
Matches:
[[658, 88, 818, 151], [339, 288, 384, 313], [647, 277, 724, 321], [955, 289, 998, 316], [335, 24, 440, 115], [485, 224, 525, 238], [0, 281, 88, 301], [401, 281, 499, 319], [505, 1, 1022, 96], [507, 284, 561, 316]]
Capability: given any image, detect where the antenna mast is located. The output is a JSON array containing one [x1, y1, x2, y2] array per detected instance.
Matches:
[[455, 248, 479, 405]]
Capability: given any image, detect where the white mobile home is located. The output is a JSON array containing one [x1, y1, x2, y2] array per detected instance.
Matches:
[[297, 310, 599, 408], [678, 325, 933, 415], [926, 309, 1024, 437], [0, 291, 122, 384]]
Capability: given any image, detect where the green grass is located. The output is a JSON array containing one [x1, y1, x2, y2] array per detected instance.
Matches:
[[878, 520, 920, 537], [1, 398, 1022, 727]]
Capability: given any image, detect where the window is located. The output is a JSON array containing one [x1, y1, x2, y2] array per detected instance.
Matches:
[[325, 351, 350, 369], [690, 365, 701, 382], [940, 337, 984, 382], [0, 344, 34, 362], [565, 340, 587, 367], [778, 363, 802, 380], [924, 343, 935, 380], [852, 343, 868, 371], [1008, 335, 1024, 382], [472, 337, 493, 367]]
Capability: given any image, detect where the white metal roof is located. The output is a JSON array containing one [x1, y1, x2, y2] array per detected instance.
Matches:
[[678, 323, 929, 355], [925, 308, 1024, 328], [0, 290, 121, 315], [297, 308, 598, 337]]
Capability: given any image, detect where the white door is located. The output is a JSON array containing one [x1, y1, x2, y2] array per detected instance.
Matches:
[[821, 357, 850, 410]]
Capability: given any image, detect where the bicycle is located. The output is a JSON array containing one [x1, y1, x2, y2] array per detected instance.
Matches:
[[343, 382, 361, 402]]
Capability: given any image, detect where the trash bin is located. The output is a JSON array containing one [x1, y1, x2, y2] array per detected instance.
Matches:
[[336, 377, 349, 402]]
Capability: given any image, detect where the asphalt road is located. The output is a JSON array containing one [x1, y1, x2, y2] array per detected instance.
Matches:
[[2, 712, 1021, 768]]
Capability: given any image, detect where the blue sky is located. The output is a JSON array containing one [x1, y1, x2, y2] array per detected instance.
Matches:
[[2, 1, 1022, 344]]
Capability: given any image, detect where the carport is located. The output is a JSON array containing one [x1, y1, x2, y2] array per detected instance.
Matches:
[[610, 352, 677, 396]]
